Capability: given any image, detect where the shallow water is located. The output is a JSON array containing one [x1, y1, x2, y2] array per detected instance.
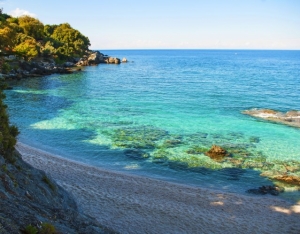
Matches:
[[5, 50, 300, 201]]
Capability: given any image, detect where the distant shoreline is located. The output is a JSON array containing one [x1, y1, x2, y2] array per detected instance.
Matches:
[[17, 142, 300, 234]]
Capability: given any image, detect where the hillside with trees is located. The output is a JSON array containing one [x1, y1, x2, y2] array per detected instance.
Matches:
[[0, 8, 90, 61]]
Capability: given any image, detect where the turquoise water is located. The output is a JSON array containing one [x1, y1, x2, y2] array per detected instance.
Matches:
[[5, 50, 300, 200]]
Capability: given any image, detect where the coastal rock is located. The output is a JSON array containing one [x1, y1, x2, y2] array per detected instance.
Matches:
[[3, 50, 122, 80], [105, 57, 121, 64], [243, 108, 300, 128], [75, 51, 122, 66], [76, 58, 89, 66], [205, 145, 229, 161], [122, 57, 128, 63], [272, 175, 300, 186], [87, 51, 104, 65]]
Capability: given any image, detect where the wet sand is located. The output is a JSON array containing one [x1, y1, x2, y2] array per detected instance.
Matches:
[[17, 142, 300, 234]]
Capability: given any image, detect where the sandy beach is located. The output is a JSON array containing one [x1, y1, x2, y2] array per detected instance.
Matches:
[[16, 142, 300, 234]]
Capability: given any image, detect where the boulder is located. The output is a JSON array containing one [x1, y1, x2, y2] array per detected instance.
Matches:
[[76, 59, 89, 66], [87, 51, 104, 65], [122, 57, 128, 63], [205, 145, 229, 161], [105, 57, 121, 64]]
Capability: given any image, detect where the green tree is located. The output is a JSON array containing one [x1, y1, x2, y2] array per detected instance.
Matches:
[[41, 41, 56, 57], [44, 24, 57, 38], [0, 8, 10, 23], [51, 23, 90, 58], [14, 38, 39, 60], [0, 81, 19, 162], [0, 26, 17, 51], [18, 15, 44, 40]]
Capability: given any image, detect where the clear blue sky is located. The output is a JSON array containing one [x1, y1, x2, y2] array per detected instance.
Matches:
[[1, 0, 300, 49]]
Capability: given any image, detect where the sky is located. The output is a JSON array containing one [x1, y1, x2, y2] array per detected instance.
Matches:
[[1, 0, 300, 50]]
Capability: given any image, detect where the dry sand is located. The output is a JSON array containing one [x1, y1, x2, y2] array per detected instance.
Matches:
[[17, 142, 300, 234]]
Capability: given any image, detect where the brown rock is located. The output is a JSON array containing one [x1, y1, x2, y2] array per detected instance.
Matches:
[[261, 109, 277, 114], [273, 175, 300, 186], [205, 145, 229, 161]]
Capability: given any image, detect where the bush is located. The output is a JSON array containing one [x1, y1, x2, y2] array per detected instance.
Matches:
[[0, 80, 19, 163], [40, 223, 57, 234], [1, 62, 11, 74], [23, 225, 38, 234]]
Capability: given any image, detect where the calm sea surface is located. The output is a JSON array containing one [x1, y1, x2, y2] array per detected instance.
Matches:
[[5, 50, 300, 201]]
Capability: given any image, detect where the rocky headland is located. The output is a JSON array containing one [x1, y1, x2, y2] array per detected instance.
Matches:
[[243, 108, 300, 128], [0, 50, 124, 80]]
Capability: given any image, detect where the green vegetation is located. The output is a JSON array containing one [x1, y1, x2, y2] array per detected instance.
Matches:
[[0, 80, 19, 163], [23, 223, 57, 234], [0, 9, 90, 62], [42, 175, 56, 191], [40, 223, 57, 234], [24, 225, 38, 234]]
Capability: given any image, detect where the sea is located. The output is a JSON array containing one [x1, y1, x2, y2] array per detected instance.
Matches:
[[4, 50, 300, 202]]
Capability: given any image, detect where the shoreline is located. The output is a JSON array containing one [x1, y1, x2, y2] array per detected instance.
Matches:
[[16, 142, 300, 234]]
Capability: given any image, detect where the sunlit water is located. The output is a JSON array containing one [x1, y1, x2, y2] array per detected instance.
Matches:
[[5, 50, 300, 201]]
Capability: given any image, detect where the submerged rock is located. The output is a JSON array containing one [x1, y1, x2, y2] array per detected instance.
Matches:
[[186, 146, 209, 155], [161, 138, 182, 148], [112, 126, 168, 149], [124, 149, 150, 160], [205, 145, 229, 161], [247, 185, 284, 196]]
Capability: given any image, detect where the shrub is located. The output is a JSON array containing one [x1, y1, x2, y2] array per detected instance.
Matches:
[[0, 80, 19, 163], [40, 223, 57, 234], [23, 225, 38, 234], [1, 62, 11, 74]]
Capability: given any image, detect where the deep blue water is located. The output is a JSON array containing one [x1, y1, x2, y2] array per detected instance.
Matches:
[[4, 50, 300, 201]]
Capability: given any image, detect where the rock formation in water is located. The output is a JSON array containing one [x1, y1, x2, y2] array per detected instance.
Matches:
[[205, 145, 229, 161], [76, 51, 121, 66], [243, 109, 300, 128]]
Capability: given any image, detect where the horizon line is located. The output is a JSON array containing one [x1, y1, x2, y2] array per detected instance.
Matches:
[[91, 48, 300, 51]]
